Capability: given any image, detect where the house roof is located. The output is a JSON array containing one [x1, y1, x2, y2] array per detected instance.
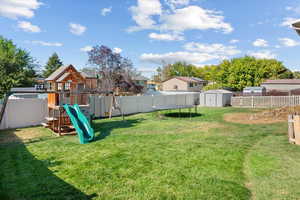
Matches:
[[45, 65, 69, 81], [262, 79, 300, 85], [132, 75, 149, 81], [164, 76, 206, 83], [80, 72, 97, 79]]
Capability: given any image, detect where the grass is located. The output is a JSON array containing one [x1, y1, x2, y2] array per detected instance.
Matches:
[[0, 107, 299, 200]]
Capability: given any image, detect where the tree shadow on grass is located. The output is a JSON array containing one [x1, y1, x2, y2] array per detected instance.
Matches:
[[193, 177, 251, 200], [93, 119, 144, 141], [0, 130, 97, 200]]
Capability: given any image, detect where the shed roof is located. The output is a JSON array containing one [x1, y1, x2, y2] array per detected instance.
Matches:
[[262, 79, 300, 84], [203, 89, 233, 94], [243, 87, 265, 90]]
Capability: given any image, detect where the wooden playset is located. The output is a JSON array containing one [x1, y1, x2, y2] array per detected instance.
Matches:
[[42, 65, 98, 135]]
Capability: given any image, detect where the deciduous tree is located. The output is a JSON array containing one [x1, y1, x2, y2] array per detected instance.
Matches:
[[0, 36, 37, 98]]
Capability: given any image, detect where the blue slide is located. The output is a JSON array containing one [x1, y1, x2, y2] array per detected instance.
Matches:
[[63, 104, 95, 144]]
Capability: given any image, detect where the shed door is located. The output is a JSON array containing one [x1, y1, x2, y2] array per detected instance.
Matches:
[[206, 94, 216, 107]]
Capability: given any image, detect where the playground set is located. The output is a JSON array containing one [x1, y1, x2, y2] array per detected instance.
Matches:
[[0, 65, 123, 144]]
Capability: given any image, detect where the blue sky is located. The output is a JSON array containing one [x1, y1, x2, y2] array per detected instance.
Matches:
[[1, 0, 300, 77]]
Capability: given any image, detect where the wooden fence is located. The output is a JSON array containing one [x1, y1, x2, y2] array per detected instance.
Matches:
[[231, 96, 300, 108]]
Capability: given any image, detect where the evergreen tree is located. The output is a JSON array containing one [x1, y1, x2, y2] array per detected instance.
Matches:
[[43, 53, 63, 78]]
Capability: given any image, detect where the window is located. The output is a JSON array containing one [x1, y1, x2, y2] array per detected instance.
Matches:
[[64, 82, 70, 91], [189, 83, 194, 87], [58, 83, 63, 91]]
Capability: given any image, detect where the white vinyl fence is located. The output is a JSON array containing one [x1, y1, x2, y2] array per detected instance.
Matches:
[[0, 93, 199, 130], [89, 93, 199, 117], [0, 98, 48, 130], [231, 96, 300, 108]]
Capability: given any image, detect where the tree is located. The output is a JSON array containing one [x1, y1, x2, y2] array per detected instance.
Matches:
[[214, 56, 293, 91], [159, 62, 203, 81], [0, 36, 37, 98], [293, 71, 300, 79], [87, 45, 142, 93], [43, 53, 63, 78]]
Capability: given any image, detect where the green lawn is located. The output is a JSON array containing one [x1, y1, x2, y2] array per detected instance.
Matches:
[[1, 107, 300, 200]]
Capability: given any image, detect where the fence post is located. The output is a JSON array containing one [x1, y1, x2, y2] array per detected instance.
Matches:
[[251, 96, 254, 108], [294, 115, 300, 145], [288, 115, 295, 144]]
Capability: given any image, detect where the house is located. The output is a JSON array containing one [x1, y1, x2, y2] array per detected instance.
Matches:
[[261, 79, 300, 92], [162, 76, 207, 92], [243, 87, 266, 96], [132, 75, 149, 92], [147, 80, 161, 91]]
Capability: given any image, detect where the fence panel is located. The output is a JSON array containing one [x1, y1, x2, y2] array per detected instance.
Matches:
[[90, 93, 199, 117], [232, 96, 300, 108], [0, 98, 48, 130]]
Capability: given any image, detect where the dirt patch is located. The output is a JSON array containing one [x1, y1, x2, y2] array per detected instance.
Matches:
[[223, 106, 300, 124], [0, 127, 47, 144]]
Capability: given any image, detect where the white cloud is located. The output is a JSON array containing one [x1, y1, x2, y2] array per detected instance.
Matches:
[[80, 46, 93, 52], [0, 0, 42, 19], [140, 51, 219, 65], [69, 23, 86, 35], [249, 50, 276, 59], [184, 42, 240, 56], [141, 41, 240, 65], [229, 39, 239, 44], [17, 21, 41, 33], [252, 39, 268, 47], [113, 47, 123, 54], [165, 0, 190, 9], [128, 0, 162, 32], [101, 7, 112, 16], [281, 17, 300, 27], [285, 5, 300, 14], [128, 2, 233, 34], [149, 32, 184, 41], [27, 40, 63, 47], [278, 38, 300, 47], [160, 6, 233, 33]]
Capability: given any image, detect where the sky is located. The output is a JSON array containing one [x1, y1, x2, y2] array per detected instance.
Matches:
[[1, 0, 300, 77]]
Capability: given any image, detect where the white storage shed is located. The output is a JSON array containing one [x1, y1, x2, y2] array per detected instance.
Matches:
[[200, 90, 233, 107]]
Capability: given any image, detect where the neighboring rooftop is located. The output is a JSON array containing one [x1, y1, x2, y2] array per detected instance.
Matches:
[[165, 76, 206, 83], [132, 75, 149, 81], [262, 79, 300, 84], [11, 87, 38, 92], [80, 71, 97, 79]]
